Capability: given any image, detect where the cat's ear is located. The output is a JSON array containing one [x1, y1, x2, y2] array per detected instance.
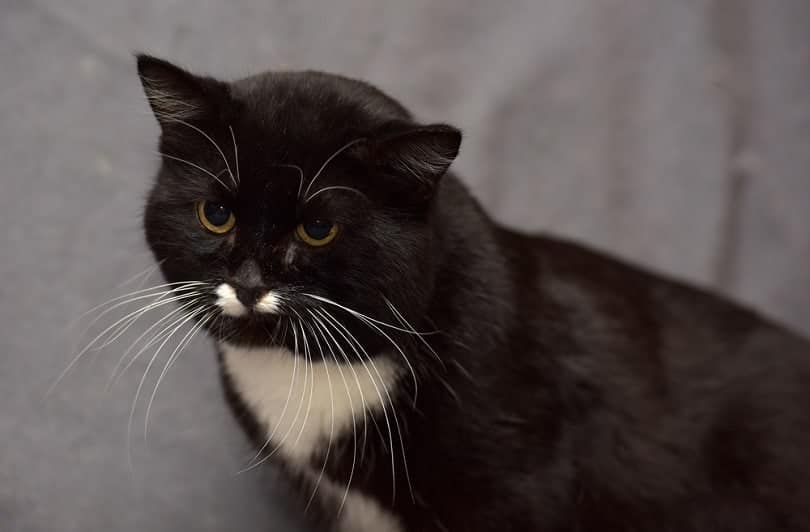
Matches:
[[136, 54, 228, 127], [363, 124, 462, 202]]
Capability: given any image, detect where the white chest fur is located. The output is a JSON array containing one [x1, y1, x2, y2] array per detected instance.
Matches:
[[221, 342, 400, 465], [221, 343, 404, 531]]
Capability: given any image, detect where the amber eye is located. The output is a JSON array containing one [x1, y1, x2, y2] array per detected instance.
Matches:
[[196, 200, 236, 234], [296, 220, 338, 246]]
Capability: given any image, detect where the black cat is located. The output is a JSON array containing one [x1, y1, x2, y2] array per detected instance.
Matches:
[[137, 54, 810, 532]]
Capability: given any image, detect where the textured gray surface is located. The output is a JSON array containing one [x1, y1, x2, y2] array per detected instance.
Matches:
[[2, 1, 808, 531]]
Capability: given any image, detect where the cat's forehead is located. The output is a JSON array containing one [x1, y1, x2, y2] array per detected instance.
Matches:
[[229, 71, 409, 142], [209, 72, 407, 192]]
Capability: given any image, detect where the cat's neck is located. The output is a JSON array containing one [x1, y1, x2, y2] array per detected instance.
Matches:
[[428, 175, 515, 351]]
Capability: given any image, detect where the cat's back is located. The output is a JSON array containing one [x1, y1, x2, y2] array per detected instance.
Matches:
[[508, 229, 810, 356], [494, 230, 810, 529]]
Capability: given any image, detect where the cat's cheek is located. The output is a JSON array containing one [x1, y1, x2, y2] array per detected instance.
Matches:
[[282, 243, 299, 269]]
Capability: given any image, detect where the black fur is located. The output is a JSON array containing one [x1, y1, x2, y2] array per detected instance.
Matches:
[[138, 54, 810, 531]]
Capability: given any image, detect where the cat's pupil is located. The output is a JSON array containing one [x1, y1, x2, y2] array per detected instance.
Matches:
[[304, 220, 333, 240], [204, 202, 231, 226]]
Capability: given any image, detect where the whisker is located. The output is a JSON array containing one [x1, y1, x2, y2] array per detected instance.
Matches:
[[162, 118, 237, 189], [93, 291, 203, 351], [72, 281, 205, 329], [271, 164, 305, 199], [384, 297, 445, 371], [314, 308, 376, 457], [305, 319, 336, 512], [451, 359, 475, 384], [144, 308, 217, 441], [239, 319, 301, 472], [317, 308, 404, 504], [126, 305, 208, 471], [157, 152, 233, 192], [48, 289, 203, 397], [228, 125, 241, 184], [112, 297, 208, 385], [309, 311, 359, 516], [239, 318, 312, 474], [70, 286, 195, 355], [303, 293, 436, 336], [113, 260, 163, 291], [305, 186, 369, 204], [359, 314, 418, 405], [295, 316, 317, 452], [303, 294, 420, 405], [302, 138, 365, 200], [107, 296, 208, 388]]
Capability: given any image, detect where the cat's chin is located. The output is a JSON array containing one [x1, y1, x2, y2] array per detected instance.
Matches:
[[210, 313, 288, 349]]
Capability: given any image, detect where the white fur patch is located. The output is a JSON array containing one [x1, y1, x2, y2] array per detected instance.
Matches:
[[221, 343, 400, 464], [215, 283, 246, 317], [339, 495, 403, 532], [216, 283, 282, 316], [319, 475, 404, 532], [255, 291, 280, 314]]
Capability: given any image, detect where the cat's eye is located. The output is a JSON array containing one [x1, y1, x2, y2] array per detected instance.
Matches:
[[296, 220, 338, 247], [196, 200, 236, 234]]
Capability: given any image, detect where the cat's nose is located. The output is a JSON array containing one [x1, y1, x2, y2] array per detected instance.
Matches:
[[229, 259, 265, 307], [233, 285, 265, 307]]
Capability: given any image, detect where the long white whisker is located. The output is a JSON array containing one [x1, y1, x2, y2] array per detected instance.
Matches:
[[94, 291, 202, 351], [71, 281, 205, 330], [238, 320, 301, 472], [319, 311, 388, 453], [113, 261, 162, 291], [351, 311, 418, 406], [126, 305, 208, 471], [314, 308, 374, 458], [309, 311, 358, 516], [272, 164, 305, 199], [48, 289, 202, 397], [305, 186, 368, 204], [303, 294, 435, 336], [164, 118, 237, 189], [296, 317, 317, 451], [228, 125, 240, 185], [302, 138, 365, 200], [107, 296, 207, 388], [239, 319, 312, 474], [384, 297, 445, 371], [144, 309, 217, 442], [305, 320, 336, 512], [113, 298, 207, 385], [317, 308, 402, 503], [71, 287, 191, 355], [157, 152, 233, 192]]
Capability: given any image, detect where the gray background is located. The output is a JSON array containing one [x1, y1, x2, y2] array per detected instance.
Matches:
[[2, 0, 809, 530]]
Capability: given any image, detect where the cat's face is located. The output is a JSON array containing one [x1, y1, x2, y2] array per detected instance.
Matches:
[[138, 55, 461, 354]]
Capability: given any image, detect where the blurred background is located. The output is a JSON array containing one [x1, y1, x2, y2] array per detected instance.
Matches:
[[2, 0, 809, 530]]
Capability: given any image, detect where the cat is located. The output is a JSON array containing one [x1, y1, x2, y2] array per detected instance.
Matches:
[[137, 54, 810, 532]]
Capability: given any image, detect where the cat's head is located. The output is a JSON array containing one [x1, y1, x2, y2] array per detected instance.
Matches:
[[137, 55, 461, 354]]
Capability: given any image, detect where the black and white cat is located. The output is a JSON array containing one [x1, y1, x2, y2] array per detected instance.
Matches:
[[137, 54, 810, 532]]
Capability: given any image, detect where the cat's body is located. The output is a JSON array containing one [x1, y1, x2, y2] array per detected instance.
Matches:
[[137, 55, 810, 531]]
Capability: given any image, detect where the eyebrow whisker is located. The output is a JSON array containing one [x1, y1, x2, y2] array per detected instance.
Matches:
[[305, 186, 368, 203], [302, 138, 365, 200], [272, 164, 305, 198], [228, 125, 241, 185], [156, 152, 233, 192]]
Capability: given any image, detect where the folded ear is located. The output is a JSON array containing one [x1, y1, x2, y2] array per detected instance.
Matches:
[[364, 124, 462, 202], [136, 54, 228, 127]]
